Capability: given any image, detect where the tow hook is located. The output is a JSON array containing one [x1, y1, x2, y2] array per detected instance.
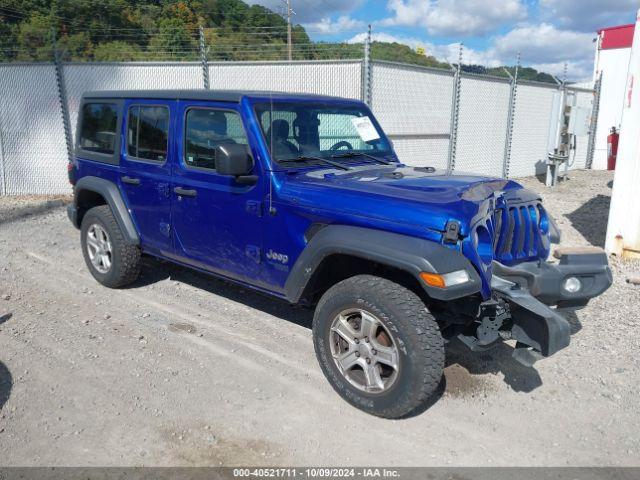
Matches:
[[456, 291, 565, 368]]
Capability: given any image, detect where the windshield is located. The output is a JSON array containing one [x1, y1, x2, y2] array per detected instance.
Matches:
[[254, 101, 394, 165]]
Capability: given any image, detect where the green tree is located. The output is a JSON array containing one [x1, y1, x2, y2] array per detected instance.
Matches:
[[0, 0, 558, 80], [149, 17, 197, 59], [15, 13, 54, 61], [94, 41, 143, 61]]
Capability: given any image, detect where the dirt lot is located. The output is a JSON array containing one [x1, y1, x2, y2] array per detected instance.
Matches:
[[0, 170, 639, 466]]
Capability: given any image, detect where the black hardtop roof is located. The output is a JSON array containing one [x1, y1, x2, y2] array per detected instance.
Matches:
[[82, 89, 352, 103]]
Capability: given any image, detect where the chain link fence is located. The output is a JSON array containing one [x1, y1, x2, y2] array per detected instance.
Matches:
[[370, 61, 453, 170], [454, 73, 512, 178], [0, 53, 598, 195], [0, 63, 68, 194]]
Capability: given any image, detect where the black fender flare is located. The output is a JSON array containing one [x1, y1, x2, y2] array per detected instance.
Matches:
[[73, 176, 139, 245], [284, 225, 481, 302]]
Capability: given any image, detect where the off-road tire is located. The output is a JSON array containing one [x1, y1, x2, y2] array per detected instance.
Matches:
[[313, 274, 444, 418], [81, 205, 141, 288]]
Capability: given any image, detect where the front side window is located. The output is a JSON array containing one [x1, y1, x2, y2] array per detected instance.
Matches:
[[79, 103, 118, 155], [127, 106, 169, 162], [184, 108, 248, 171], [254, 101, 393, 164]]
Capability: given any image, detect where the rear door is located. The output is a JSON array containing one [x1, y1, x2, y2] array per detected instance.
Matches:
[[119, 99, 174, 256], [170, 101, 266, 286]]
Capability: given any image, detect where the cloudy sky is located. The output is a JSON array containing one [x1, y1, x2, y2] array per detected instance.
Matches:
[[252, 0, 638, 80]]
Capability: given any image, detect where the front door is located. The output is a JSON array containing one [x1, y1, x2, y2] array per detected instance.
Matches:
[[170, 101, 265, 286], [119, 99, 174, 256]]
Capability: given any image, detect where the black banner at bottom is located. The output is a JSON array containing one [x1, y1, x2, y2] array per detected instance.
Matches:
[[0, 468, 638, 480]]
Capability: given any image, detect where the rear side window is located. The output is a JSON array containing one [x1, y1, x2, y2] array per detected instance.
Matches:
[[79, 103, 118, 155], [184, 108, 248, 171], [127, 106, 170, 162]]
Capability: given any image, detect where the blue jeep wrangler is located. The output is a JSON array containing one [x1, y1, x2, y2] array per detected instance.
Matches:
[[68, 90, 612, 418]]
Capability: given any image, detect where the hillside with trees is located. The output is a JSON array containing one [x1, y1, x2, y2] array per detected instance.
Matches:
[[0, 0, 553, 82]]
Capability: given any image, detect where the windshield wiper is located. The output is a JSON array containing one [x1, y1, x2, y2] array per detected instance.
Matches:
[[331, 151, 392, 165], [278, 155, 351, 171]]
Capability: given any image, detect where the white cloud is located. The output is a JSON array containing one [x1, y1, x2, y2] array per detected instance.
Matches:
[[540, 0, 637, 32], [381, 0, 527, 36], [424, 42, 502, 67], [529, 61, 593, 83], [493, 23, 595, 64], [346, 33, 502, 67], [249, 0, 364, 23], [348, 22, 596, 81], [348, 32, 423, 48], [304, 15, 365, 35]]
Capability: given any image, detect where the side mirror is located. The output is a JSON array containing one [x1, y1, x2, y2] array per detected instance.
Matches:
[[215, 144, 253, 177]]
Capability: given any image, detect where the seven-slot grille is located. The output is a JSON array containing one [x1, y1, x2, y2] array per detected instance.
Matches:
[[493, 202, 545, 264]]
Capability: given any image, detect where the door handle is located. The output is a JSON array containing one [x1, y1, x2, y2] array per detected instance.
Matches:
[[121, 176, 141, 186], [174, 187, 197, 197]]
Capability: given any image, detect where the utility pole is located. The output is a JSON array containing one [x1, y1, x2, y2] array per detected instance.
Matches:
[[282, 0, 295, 61]]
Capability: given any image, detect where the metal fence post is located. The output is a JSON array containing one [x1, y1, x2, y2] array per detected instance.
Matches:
[[362, 24, 372, 105], [585, 71, 603, 169], [52, 28, 74, 165], [502, 53, 520, 178], [199, 25, 210, 90], [446, 43, 463, 174]]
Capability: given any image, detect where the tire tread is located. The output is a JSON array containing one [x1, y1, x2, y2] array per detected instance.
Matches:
[[81, 205, 141, 288], [313, 274, 444, 418]]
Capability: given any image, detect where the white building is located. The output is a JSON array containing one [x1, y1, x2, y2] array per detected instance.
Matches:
[[605, 11, 640, 258], [592, 23, 634, 170]]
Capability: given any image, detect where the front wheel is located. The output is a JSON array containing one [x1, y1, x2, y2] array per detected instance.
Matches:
[[313, 274, 444, 418]]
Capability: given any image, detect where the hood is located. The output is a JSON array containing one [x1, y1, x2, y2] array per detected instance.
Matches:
[[277, 164, 529, 237]]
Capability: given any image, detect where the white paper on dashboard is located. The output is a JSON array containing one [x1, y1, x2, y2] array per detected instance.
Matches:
[[351, 116, 380, 142]]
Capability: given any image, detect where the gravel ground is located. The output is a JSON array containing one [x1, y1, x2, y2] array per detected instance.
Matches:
[[0, 170, 638, 467], [0, 195, 70, 225]]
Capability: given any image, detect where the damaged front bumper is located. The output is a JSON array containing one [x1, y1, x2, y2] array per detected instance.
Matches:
[[459, 247, 613, 366]]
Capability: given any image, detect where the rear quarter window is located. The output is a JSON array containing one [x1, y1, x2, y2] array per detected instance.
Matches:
[[76, 100, 122, 164], [79, 103, 118, 154]]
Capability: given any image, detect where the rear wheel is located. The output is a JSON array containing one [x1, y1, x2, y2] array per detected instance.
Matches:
[[80, 205, 141, 288], [313, 274, 444, 418]]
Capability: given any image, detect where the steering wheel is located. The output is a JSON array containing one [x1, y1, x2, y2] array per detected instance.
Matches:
[[330, 141, 353, 151]]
